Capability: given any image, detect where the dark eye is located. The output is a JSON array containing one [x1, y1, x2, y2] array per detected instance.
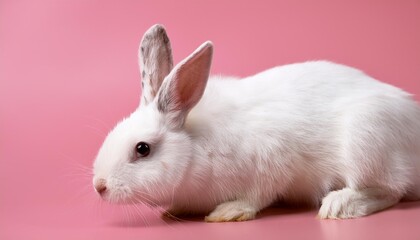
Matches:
[[135, 142, 150, 158]]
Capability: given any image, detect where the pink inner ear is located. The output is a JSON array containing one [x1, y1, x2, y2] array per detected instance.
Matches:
[[155, 41, 213, 114], [173, 42, 213, 111]]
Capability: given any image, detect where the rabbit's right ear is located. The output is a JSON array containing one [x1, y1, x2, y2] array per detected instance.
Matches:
[[139, 24, 173, 106], [155, 41, 213, 129]]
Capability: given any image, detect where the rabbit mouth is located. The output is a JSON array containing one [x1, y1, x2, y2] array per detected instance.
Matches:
[[95, 183, 133, 204], [101, 187, 161, 207], [99, 191, 126, 204]]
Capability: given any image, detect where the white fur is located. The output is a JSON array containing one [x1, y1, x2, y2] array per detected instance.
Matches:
[[93, 25, 420, 221]]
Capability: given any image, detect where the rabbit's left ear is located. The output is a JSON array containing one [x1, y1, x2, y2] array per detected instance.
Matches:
[[156, 41, 213, 129], [139, 24, 173, 106]]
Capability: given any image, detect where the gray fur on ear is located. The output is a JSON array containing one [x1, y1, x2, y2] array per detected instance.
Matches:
[[139, 24, 173, 106]]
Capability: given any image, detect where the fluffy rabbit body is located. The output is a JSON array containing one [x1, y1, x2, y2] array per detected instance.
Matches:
[[93, 24, 420, 221]]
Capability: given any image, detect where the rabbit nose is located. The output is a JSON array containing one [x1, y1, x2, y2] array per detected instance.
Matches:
[[94, 178, 107, 195]]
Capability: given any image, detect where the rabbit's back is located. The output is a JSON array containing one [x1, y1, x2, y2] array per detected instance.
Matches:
[[187, 61, 420, 204]]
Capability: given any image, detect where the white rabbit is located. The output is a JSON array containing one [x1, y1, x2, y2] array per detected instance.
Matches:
[[93, 24, 420, 222]]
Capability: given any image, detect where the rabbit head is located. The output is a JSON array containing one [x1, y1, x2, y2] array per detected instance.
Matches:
[[92, 24, 213, 206]]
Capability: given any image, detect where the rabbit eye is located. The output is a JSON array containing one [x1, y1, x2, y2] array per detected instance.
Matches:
[[135, 142, 150, 158]]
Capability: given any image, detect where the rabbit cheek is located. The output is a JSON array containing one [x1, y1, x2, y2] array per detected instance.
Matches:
[[161, 161, 169, 171]]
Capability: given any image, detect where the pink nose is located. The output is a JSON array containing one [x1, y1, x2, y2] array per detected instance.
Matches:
[[94, 178, 107, 195]]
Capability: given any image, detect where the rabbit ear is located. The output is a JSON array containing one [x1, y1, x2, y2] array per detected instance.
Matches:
[[156, 41, 213, 129], [139, 24, 173, 106]]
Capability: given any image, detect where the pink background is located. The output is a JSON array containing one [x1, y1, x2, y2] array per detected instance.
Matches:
[[1, 0, 420, 239]]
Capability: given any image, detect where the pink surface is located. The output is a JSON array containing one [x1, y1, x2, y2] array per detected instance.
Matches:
[[1, 0, 420, 239]]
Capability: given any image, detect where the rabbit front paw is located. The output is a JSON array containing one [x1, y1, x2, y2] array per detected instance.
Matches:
[[205, 201, 257, 222]]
